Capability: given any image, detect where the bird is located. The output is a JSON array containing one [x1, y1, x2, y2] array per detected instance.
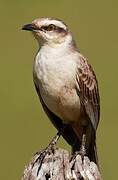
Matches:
[[22, 17, 100, 166]]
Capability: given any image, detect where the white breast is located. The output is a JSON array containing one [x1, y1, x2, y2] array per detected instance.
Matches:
[[33, 46, 81, 122]]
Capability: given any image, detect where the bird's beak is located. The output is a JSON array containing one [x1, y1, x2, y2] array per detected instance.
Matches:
[[22, 24, 39, 31]]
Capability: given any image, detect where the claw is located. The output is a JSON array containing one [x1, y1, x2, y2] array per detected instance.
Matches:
[[32, 132, 61, 175]]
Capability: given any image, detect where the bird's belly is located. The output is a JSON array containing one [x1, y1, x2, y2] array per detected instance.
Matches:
[[40, 83, 81, 123], [34, 52, 81, 122]]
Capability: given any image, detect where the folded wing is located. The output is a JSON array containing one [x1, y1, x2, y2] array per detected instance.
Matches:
[[76, 55, 100, 130]]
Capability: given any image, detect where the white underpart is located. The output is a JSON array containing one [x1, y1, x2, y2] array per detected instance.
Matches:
[[33, 36, 81, 123]]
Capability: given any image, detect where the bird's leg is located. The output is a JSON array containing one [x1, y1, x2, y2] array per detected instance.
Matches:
[[79, 133, 86, 161], [32, 131, 61, 175], [70, 128, 87, 163], [79, 125, 87, 163]]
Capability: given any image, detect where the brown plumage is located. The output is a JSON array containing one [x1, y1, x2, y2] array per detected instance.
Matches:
[[75, 55, 100, 165], [76, 55, 100, 130]]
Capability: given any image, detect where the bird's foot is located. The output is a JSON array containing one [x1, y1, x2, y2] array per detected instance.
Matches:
[[32, 132, 61, 176], [70, 134, 86, 164]]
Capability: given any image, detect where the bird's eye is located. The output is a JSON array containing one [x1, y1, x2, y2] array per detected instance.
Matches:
[[47, 24, 56, 31]]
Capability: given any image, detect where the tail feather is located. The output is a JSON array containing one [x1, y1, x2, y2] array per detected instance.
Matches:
[[88, 138, 99, 168]]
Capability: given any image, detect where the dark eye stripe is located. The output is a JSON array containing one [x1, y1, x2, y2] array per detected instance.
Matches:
[[41, 24, 56, 31], [41, 24, 67, 33], [56, 27, 66, 33], [41, 26, 48, 30]]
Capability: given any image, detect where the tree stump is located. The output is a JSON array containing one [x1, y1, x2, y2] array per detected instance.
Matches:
[[22, 148, 101, 180]]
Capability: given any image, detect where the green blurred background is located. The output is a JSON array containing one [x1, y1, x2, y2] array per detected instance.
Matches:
[[0, 0, 117, 179]]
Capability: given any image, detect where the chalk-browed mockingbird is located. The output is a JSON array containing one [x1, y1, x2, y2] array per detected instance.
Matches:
[[22, 17, 100, 166]]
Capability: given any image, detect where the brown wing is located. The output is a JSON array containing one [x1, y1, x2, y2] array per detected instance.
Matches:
[[76, 55, 100, 130]]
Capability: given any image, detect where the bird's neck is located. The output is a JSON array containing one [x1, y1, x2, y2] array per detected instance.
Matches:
[[37, 33, 78, 57], [39, 40, 77, 59], [39, 44, 67, 58]]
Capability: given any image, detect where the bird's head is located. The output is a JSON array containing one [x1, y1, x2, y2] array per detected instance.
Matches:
[[22, 18, 73, 47]]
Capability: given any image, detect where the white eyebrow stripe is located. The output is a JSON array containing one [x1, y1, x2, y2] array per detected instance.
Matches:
[[45, 20, 67, 30], [33, 18, 67, 31]]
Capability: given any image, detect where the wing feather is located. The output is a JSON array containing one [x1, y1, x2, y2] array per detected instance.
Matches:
[[76, 55, 100, 130]]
